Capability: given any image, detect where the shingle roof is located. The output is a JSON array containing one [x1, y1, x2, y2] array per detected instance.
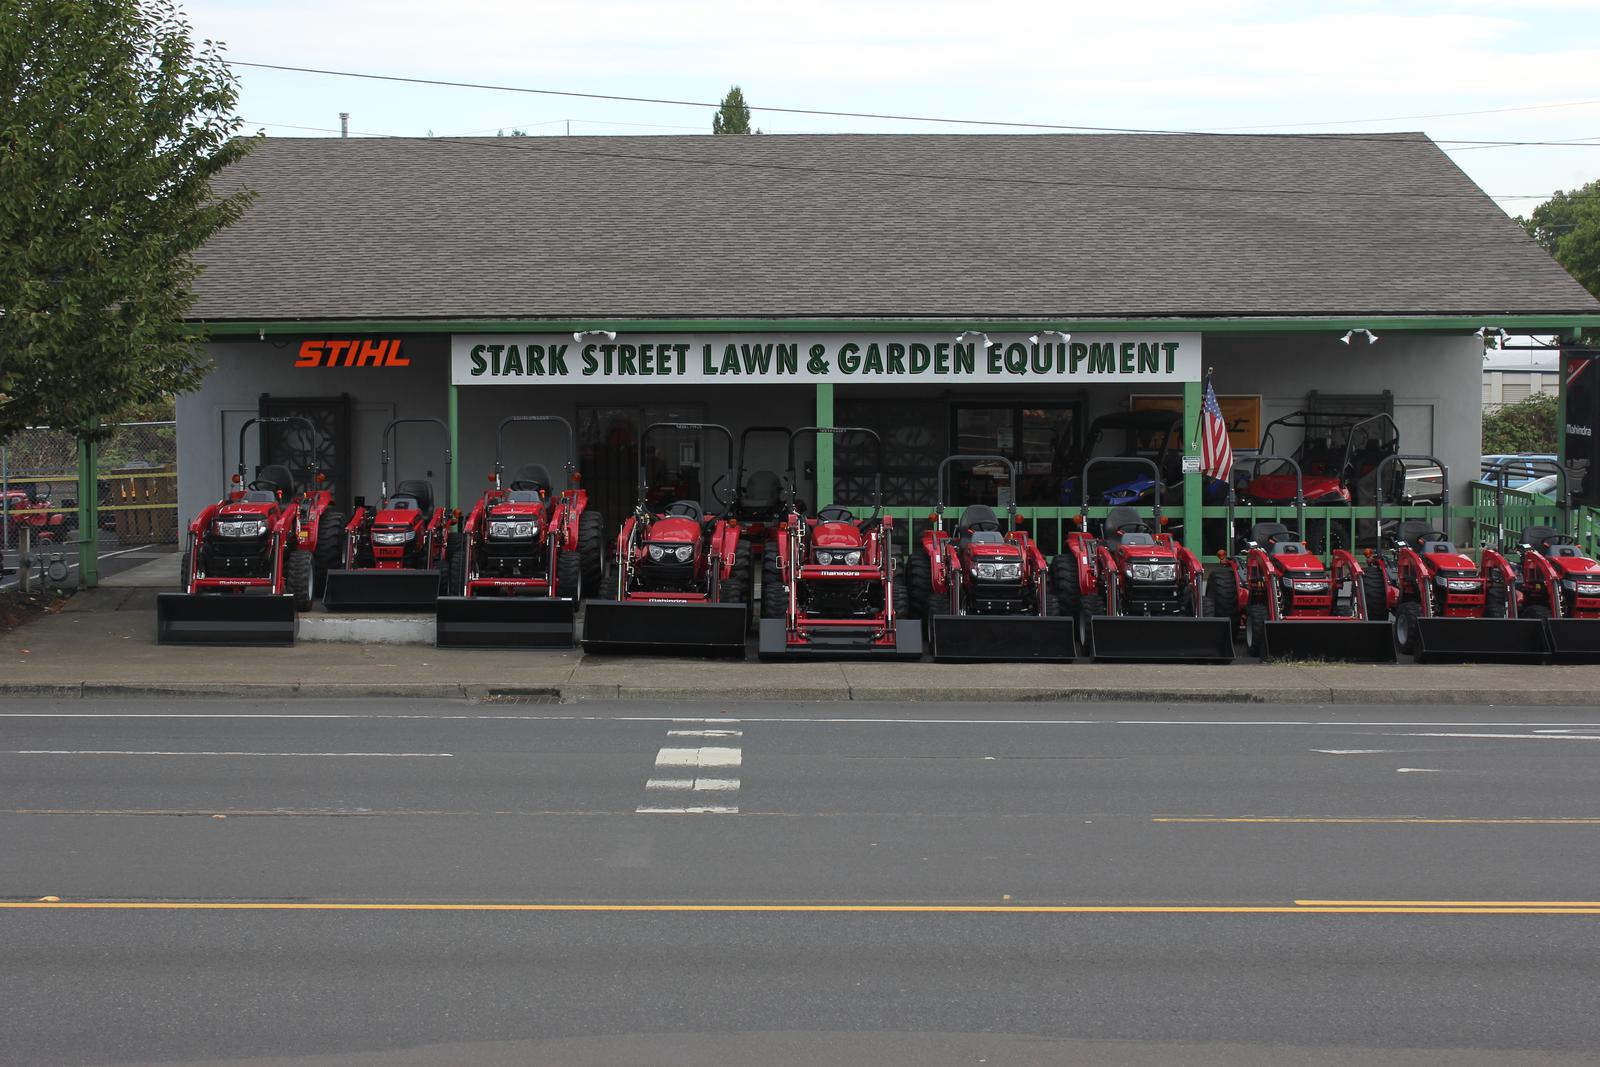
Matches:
[[192, 132, 1600, 321]]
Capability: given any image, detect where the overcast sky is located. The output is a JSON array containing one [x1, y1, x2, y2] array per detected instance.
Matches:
[[189, 0, 1600, 214]]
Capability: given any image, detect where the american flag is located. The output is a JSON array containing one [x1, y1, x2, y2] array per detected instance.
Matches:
[[1200, 375, 1233, 483]]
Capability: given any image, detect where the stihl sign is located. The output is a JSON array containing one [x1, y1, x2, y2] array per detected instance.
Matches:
[[295, 339, 409, 368]]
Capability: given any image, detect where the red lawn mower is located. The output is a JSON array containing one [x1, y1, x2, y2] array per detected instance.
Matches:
[[906, 454, 1071, 662], [434, 416, 604, 648], [580, 422, 749, 657], [323, 418, 459, 612], [1209, 455, 1393, 661], [758, 426, 920, 660], [1056, 457, 1232, 663], [158, 416, 342, 645], [1364, 456, 1546, 663]]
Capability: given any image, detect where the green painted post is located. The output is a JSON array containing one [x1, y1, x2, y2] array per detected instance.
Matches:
[[1182, 378, 1203, 555], [447, 384, 460, 511], [75, 427, 99, 588], [815, 383, 834, 508]]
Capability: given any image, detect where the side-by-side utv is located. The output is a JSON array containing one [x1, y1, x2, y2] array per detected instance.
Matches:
[[758, 427, 920, 660], [580, 422, 749, 656], [1209, 456, 1394, 662], [158, 416, 341, 645], [1364, 456, 1547, 663], [1055, 458, 1232, 663], [434, 416, 604, 648], [906, 455, 1072, 662], [322, 418, 459, 612]]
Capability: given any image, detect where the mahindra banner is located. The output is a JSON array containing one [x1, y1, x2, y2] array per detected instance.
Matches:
[[450, 332, 1202, 386]]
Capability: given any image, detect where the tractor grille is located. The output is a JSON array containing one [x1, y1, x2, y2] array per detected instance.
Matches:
[[801, 579, 879, 618], [200, 535, 273, 578]]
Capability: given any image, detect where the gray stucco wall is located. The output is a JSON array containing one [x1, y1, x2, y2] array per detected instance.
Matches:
[[178, 331, 1481, 528]]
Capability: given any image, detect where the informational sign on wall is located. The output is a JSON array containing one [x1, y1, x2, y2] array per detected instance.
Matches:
[[450, 333, 1202, 386], [1131, 392, 1261, 450]]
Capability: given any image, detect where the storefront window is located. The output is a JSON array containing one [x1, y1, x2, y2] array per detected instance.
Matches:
[[578, 405, 706, 525], [953, 403, 1079, 506]]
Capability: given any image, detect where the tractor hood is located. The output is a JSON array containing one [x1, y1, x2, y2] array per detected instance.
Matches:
[[814, 522, 863, 548], [1420, 549, 1477, 572], [1270, 551, 1326, 575], [646, 515, 702, 543], [217, 500, 278, 519], [1551, 555, 1600, 578], [1116, 541, 1175, 562], [375, 505, 426, 527], [488, 499, 545, 519], [966, 541, 1020, 558]]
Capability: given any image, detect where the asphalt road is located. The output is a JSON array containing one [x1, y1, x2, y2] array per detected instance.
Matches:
[[3, 699, 1600, 1066]]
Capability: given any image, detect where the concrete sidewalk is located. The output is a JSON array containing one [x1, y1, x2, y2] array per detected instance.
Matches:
[[3, 586, 1599, 706]]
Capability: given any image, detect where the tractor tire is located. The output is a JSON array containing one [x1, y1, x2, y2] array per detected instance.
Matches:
[[891, 560, 911, 621], [1208, 566, 1239, 622], [313, 511, 345, 595], [1520, 602, 1552, 622], [1362, 568, 1389, 622], [761, 545, 786, 619], [180, 552, 192, 592], [601, 562, 620, 600], [284, 549, 314, 612], [1076, 593, 1105, 653], [557, 545, 582, 600], [1041, 583, 1061, 617], [720, 541, 752, 605], [1052, 555, 1081, 619], [578, 509, 606, 590], [1485, 582, 1510, 620], [1244, 602, 1269, 658], [906, 551, 933, 619], [1393, 600, 1421, 655], [446, 537, 467, 597], [442, 533, 464, 595]]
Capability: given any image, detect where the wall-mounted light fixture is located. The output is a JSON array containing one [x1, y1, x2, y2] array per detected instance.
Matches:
[[1475, 326, 1508, 350], [572, 329, 617, 343], [953, 330, 992, 348], [1029, 329, 1072, 346], [1339, 329, 1379, 345]]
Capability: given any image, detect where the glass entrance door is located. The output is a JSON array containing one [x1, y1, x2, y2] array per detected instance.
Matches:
[[952, 403, 1079, 506]]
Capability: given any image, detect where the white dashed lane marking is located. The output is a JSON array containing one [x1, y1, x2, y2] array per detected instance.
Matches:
[[637, 724, 742, 814]]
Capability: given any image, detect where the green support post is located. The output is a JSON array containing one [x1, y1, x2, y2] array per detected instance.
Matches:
[[447, 383, 460, 512], [815, 382, 834, 508], [1182, 378, 1203, 555], [76, 428, 99, 588]]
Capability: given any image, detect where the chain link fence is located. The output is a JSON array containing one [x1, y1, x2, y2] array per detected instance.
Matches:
[[1, 421, 177, 577]]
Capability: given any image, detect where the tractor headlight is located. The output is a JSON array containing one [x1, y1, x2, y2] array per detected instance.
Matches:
[[1575, 582, 1600, 596], [489, 520, 537, 539], [648, 544, 665, 561], [1289, 579, 1329, 593], [214, 519, 268, 538], [1130, 563, 1177, 582], [1438, 576, 1480, 592], [675, 544, 694, 562], [975, 561, 1023, 580], [372, 529, 415, 545], [815, 550, 862, 565], [648, 543, 694, 562]]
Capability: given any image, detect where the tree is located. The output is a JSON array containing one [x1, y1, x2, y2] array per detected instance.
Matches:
[[0, 0, 256, 442], [712, 85, 759, 135], [1519, 179, 1600, 300], [1482, 393, 1559, 454]]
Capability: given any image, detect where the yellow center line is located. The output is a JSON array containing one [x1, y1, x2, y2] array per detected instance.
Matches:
[[1154, 817, 1600, 825], [2, 901, 1599, 915]]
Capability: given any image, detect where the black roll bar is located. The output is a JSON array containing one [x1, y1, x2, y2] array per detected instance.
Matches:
[[379, 417, 452, 502], [237, 416, 318, 489], [494, 416, 577, 489], [934, 454, 1017, 531], [786, 426, 883, 520], [637, 422, 737, 514], [1375, 454, 1451, 547]]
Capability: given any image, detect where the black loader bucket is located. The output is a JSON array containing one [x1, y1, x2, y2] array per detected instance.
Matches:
[[1544, 620, 1600, 665], [582, 600, 749, 657], [930, 615, 1075, 663], [155, 593, 297, 646], [1088, 617, 1234, 664], [1262, 620, 1396, 663], [435, 596, 576, 649], [757, 617, 923, 660], [321, 569, 442, 612], [1411, 618, 1549, 664]]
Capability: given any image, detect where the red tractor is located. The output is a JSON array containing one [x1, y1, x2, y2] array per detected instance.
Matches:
[[581, 422, 749, 656], [1484, 462, 1600, 662], [323, 418, 459, 612], [906, 454, 1072, 662], [1239, 412, 1398, 551], [158, 416, 342, 645], [1209, 456, 1393, 661], [1056, 458, 1232, 662], [1363, 457, 1545, 663], [435, 416, 604, 648], [758, 426, 920, 659]]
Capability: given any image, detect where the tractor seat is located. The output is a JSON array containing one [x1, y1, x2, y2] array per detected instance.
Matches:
[[742, 470, 782, 510], [393, 479, 434, 516], [1249, 521, 1294, 547], [817, 505, 856, 524], [1520, 525, 1576, 553], [664, 499, 704, 522], [254, 464, 295, 499], [508, 464, 552, 494], [958, 504, 1002, 544], [1103, 506, 1152, 551]]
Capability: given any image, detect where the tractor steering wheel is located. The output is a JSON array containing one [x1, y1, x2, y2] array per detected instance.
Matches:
[[1115, 521, 1154, 536], [817, 505, 855, 523], [246, 479, 283, 495]]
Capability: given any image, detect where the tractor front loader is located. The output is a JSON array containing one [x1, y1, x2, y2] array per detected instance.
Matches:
[[907, 454, 1072, 662], [1490, 462, 1600, 663], [435, 416, 603, 649], [158, 416, 340, 645], [580, 422, 749, 656]]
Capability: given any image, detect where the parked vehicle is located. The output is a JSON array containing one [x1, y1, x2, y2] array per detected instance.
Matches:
[[323, 418, 459, 611], [158, 416, 341, 645], [1481, 453, 1558, 490], [434, 416, 603, 649], [581, 422, 749, 656], [1, 486, 71, 547], [906, 454, 1072, 662], [1056, 458, 1232, 662], [758, 427, 920, 659]]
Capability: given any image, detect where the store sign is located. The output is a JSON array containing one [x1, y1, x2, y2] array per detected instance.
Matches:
[[295, 339, 409, 368], [450, 332, 1201, 386]]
